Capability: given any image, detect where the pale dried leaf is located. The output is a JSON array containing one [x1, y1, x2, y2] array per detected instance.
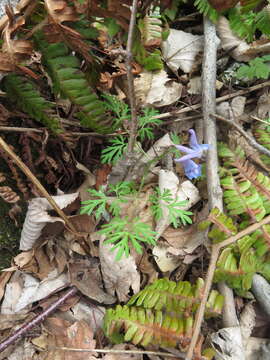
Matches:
[[0, 313, 28, 330], [256, 92, 270, 119], [99, 235, 140, 302], [211, 326, 245, 360], [162, 29, 204, 73], [134, 70, 182, 107], [163, 226, 205, 254], [20, 192, 79, 251], [1, 271, 69, 314], [70, 301, 105, 333], [0, 271, 13, 302], [246, 337, 270, 360], [240, 303, 256, 347], [7, 340, 35, 360], [152, 242, 182, 272]]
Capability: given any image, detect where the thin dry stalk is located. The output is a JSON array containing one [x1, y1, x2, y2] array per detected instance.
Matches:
[[0, 136, 76, 232]]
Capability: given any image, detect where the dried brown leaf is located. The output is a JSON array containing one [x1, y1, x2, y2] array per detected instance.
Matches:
[[69, 260, 115, 304], [44, 0, 78, 24], [44, 317, 97, 360]]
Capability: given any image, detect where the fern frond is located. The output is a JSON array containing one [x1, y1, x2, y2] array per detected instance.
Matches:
[[253, 120, 270, 168], [35, 34, 112, 133], [194, 0, 219, 23], [104, 305, 194, 349], [2, 74, 62, 134], [199, 207, 238, 243], [128, 278, 224, 317]]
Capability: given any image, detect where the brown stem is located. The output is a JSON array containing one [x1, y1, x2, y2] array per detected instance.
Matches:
[[126, 0, 138, 154]]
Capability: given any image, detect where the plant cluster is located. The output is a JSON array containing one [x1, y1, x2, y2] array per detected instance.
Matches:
[[104, 277, 223, 356], [199, 142, 270, 294], [236, 55, 270, 80], [81, 182, 193, 260]]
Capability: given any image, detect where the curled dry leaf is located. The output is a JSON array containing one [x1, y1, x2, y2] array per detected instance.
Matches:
[[19, 192, 79, 251], [162, 29, 204, 73], [134, 69, 182, 107], [99, 235, 140, 302], [69, 301, 105, 333]]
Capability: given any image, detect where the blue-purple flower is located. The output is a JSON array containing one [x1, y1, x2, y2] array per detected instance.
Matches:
[[174, 129, 210, 180]]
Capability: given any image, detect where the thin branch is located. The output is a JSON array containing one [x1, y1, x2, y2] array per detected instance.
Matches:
[[152, 80, 270, 120], [212, 112, 270, 157], [0, 286, 78, 352], [186, 17, 222, 360], [126, 0, 138, 154], [47, 347, 186, 359], [0, 136, 76, 232]]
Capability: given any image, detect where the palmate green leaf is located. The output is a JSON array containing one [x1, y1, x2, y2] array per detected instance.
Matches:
[[237, 57, 270, 79], [100, 217, 156, 260], [80, 188, 109, 219], [101, 135, 128, 164]]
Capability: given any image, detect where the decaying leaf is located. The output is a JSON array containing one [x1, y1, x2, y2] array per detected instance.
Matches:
[[162, 29, 204, 73], [69, 301, 105, 333], [217, 17, 270, 62], [99, 235, 140, 302], [211, 326, 245, 360], [44, 0, 78, 24], [1, 271, 69, 314], [69, 260, 115, 304], [240, 303, 256, 347], [20, 192, 79, 251], [134, 69, 182, 107], [43, 317, 97, 360], [152, 242, 183, 272]]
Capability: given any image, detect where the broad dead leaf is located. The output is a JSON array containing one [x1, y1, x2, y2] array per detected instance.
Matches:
[[162, 29, 204, 73], [44, 317, 97, 360], [70, 301, 105, 333], [134, 69, 182, 107], [69, 260, 115, 304], [99, 235, 140, 302], [20, 192, 79, 251]]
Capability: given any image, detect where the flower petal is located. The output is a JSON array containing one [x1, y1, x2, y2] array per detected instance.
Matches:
[[182, 160, 201, 179], [174, 144, 194, 154], [189, 129, 200, 150], [174, 150, 203, 162]]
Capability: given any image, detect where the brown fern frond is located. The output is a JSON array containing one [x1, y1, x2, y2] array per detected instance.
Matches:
[[0, 186, 20, 203], [44, 0, 78, 24], [233, 158, 270, 202]]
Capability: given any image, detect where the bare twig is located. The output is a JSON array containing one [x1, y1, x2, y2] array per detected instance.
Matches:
[[0, 136, 76, 232], [126, 0, 139, 154], [0, 286, 77, 353], [47, 347, 186, 359], [152, 80, 270, 120], [212, 112, 270, 157], [186, 17, 222, 360]]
